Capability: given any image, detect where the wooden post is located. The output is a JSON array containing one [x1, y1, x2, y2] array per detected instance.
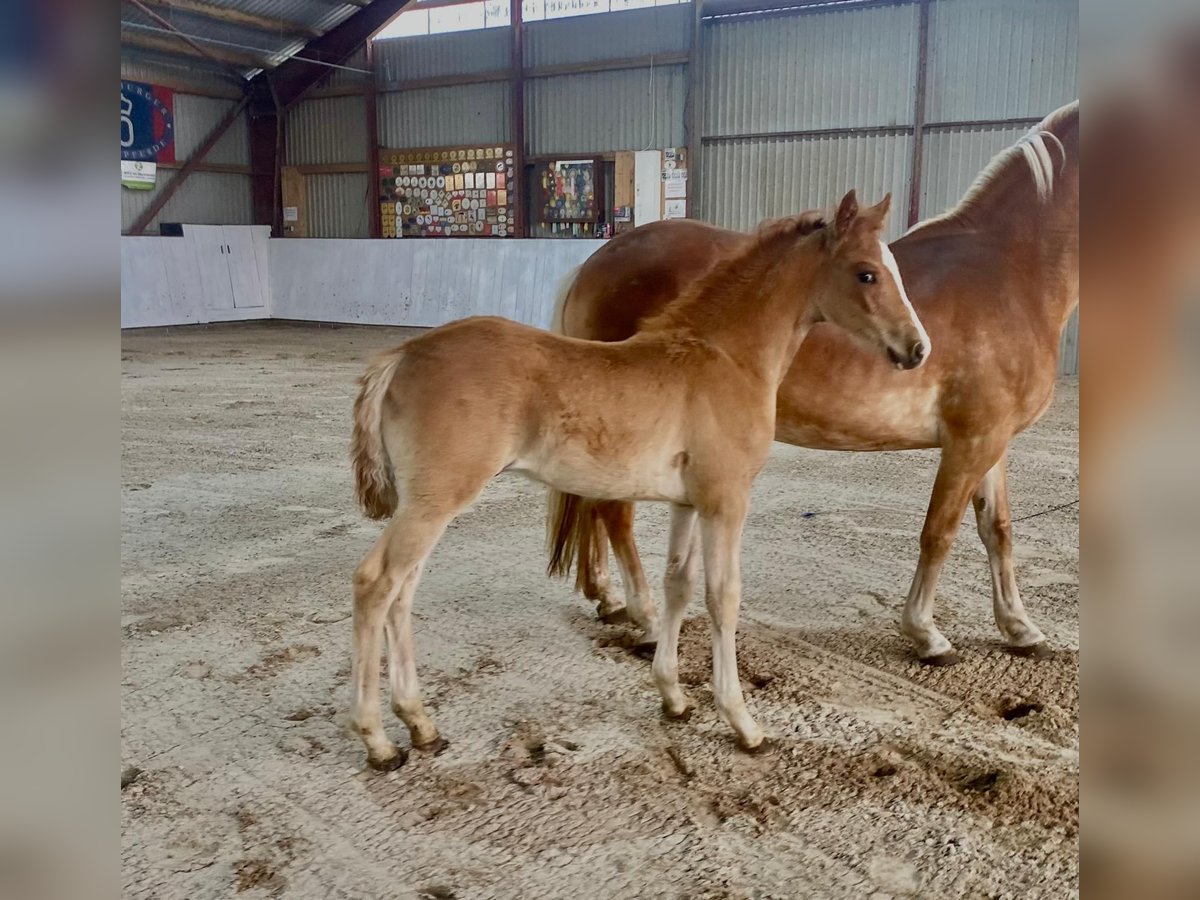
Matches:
[[510, 0, 527, 238], [906, 0, 931, 228]]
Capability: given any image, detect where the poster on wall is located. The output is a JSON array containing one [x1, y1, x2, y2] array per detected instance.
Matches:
[[540, 159, 596, 223], [120, 80, 175, 189], [379, 144, 516, 237]]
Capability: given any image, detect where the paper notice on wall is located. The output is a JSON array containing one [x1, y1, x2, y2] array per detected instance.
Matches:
[[664, 198, 687, 219], [283, 206, 299, 222], [663, 170, 687, 199], [121, 160, 156, 190]]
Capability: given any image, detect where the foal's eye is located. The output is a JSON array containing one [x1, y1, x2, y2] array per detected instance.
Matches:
[[857, 272, 876, 284]]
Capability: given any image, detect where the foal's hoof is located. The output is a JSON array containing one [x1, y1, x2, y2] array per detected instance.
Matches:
[[632, 640, 658, 660], [599, 607, 631, 625], [414, 736, 450, 756], [661, 703, 693, 722], [737, 736, 776, 756], [1007, 641, 1055, 660], [920, 651, 962, 668], [367, 748, 409, 772]]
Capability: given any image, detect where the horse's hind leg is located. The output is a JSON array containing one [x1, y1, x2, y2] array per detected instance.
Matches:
[[972, 455, 1051, 658], [597, 500, 659, 649], [901, 442, 1004, 665], [351, 507, 454, 770]]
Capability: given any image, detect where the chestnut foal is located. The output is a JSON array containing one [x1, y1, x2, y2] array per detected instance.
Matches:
[[348, 192, 925, 769]]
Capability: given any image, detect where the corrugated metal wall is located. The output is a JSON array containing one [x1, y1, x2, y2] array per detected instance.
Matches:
[[307, 174, 371, 238], [286, 95, 369, 165], [376, 29, 510, 82], [701, 3, 919, 135], [926, 0, 1078, 122], [378, 83, 511, 148], [700, 2, 919, 239], [121, 172, 254, 231], [702, 132, 912, 235], [526, 65, 686, 155], [524, 5, 691, 66]]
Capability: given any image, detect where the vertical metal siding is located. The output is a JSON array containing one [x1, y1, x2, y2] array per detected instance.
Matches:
[[701, 3, 920, 136], [377, 82, 511, 148], [918, 122, 1027, 217], [526, 65, 686, 155], [307, 174, 371, 238], [286, 96, 369, 164], [173, 94, 250, 166], [926, 0, 1078, 122], [700, 133, 913, 238], [375, 29, 511, 84], [322, 45, 370, 90], [524, 6, 691, 67], [122, 173, 253, 233]]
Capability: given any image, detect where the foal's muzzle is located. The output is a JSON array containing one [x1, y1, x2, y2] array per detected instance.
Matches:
[[888, 340, 928, 370]]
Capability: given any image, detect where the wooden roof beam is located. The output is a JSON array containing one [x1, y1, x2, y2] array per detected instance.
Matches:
[[121, 29, 272, 72], [135, 0, 322, 40]]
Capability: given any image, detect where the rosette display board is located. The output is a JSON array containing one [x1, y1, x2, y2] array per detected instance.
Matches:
[[379, 144, 516, 238]]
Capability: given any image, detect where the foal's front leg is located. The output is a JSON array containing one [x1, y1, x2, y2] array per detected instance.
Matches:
[[700, 502, 766, 752]]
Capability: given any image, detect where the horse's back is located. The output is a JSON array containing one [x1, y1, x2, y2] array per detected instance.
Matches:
[[565, 220, 749, 341]]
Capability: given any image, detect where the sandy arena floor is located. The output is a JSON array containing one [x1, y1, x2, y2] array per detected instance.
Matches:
[[121, 323, 1078, 899]]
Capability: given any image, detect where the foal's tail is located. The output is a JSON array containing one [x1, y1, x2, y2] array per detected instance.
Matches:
[[351, 348, 405, 520], [545, 261, 598, 587]]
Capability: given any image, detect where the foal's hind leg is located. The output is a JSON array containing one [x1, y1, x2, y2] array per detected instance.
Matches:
[[972, 455, 1051, 657], [385, 561, 446, 753], [351, 508, 453, 770], [652, 504, 699, 719], [578, 505, 625, 622], [597, 501, 659, 648]]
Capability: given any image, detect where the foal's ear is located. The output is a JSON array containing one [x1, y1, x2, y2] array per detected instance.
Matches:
[[862, 193, 893, 229], [834, 189, 860, 238]]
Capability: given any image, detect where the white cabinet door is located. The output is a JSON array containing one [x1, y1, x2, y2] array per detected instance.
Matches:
[[188, 224, 236, 312], [223, 225, 266, 309]]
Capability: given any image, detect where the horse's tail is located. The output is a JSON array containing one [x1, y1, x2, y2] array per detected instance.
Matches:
[[351, 348, 405, 520]]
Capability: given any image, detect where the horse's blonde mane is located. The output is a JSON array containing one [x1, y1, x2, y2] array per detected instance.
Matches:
[[907, 100, 1079, 235]]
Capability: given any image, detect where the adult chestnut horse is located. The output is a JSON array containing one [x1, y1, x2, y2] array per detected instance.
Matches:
[[547, 101, 1078, 666], [348, 192, 925, 769]]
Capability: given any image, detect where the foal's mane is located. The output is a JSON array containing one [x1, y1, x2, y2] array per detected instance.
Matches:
[[638, 215, 827, 335], [907, 100, 1079, 235]]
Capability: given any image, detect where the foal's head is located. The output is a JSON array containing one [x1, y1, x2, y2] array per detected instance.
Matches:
[[807, 191, 930, 370]]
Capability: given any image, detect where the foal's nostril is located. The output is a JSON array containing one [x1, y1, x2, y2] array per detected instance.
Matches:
[[910, 341, 927, 367]]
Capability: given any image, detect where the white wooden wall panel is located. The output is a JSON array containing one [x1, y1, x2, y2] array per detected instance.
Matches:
[[269, 239, 604, 329]]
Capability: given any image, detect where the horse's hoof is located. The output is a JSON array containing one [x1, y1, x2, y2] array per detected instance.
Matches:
[[367, 749, 408, 772], [414, 736, 450, 756], [661, 703, 693, 722], [920, 651, 962, 667], [1008, 641, 1054, 660], [632, 640, 657, 660], [599, 607, 630, 625], [738, 735, 775, 756]]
